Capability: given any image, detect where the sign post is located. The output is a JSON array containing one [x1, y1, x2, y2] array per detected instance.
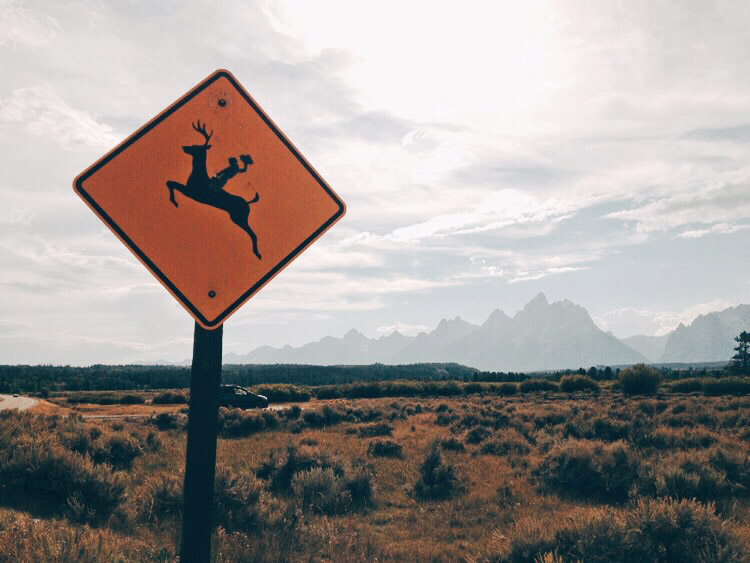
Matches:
[[180, 323, 223, 562], [73, 69, 345, 561]]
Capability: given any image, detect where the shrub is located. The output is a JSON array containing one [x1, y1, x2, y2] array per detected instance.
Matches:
[[136, 473, 183, 522], [213, 465, 285, 531], [708, 447, 750, 489], [152, 391, 187, 404], [483, 498, 746, 562], [119, 393, 146, 404], [0, 512, 164, 562], [702, 377, 750, 396], [440, 437, 466, 452], [302, 405, 345, 428], [291, 462, 373, 515], [356, 423, 393, 437], [463, 382, 485, 395], [218, 409, 267, 438], [565, 415, 629, 442], [466, 427, 492, 444], [413, 445, 463, 500], [636, 447, 750, 502], [534, 439, 639, 502], [257, 445, 344, 494], [342, 464, 375, 509], [638, 457, 726, 503], [624, 497, 746, 562], [292, 467, 349, 515], [480, 430, 531, 456], [91, 432, 142, 470], [152, 412, 179, 430], [253, 384, 311, 403], [137, 467, 285, 532], [367, 439, 403, 458], [640, 427, 717, 450], [559, 375, 600, 393], [314, 386, 343, 400], [669, 378, 704, 393], [497, 383, 517, 396], [66, 392, 146, 405], [0, 437, 125, 523], [519, 379, 558, 393], [619, 364, 660, 395], [280, 405, 302, 419]]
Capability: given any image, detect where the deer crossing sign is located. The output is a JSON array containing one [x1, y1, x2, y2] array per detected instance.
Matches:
[[74, 70, 346, 329]]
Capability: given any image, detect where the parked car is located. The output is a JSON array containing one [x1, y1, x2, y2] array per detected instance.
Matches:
[[219, 384, 268, 409]]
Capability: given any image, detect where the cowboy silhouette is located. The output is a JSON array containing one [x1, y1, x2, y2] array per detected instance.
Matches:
[[209, 154, 253, 193]]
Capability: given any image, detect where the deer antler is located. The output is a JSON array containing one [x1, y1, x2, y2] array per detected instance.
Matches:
[[192, 120, 213, 145]]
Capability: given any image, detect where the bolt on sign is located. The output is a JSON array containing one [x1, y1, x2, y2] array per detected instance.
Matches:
[[74, 69, 346, 328]]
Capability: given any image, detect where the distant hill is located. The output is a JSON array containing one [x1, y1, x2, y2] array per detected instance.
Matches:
[[660, 304, 750, 363], [228, 293, 648, 371], [622, 334, 671, 362]]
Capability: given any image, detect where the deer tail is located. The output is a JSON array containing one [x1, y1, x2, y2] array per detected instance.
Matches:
[[246, 192, 260, 205]]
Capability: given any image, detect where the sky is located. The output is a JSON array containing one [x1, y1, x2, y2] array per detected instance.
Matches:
[[1, 0, 749, 365]]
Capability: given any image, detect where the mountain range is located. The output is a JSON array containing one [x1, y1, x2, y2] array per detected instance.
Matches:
[[223, 294, 750, 371]]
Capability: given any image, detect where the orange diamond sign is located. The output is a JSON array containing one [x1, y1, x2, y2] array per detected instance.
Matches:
[[74, 69, 345, 329]]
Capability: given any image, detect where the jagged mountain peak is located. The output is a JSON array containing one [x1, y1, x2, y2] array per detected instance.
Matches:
[[525, 292, 548, 308], [660, 303, 750, 363], [343, 329, 367, 341], [431, 316, 478, 340], [230, 295, 743, 370], [436, 316, 471, 327], [484, 308, 511, 326], [383, 331, 406, 339]]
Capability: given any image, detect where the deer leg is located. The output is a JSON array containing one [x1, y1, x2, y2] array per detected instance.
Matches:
[[166, 181, 183, 207], [243, 225, 262, 260], [230, 207, 262, 259], [235, 219, 261, 259]]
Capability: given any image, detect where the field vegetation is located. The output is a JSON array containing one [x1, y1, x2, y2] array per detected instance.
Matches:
[[0, 382, 749, 561]]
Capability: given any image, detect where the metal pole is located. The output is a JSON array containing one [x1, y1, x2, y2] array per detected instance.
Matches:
[[180, 322, 223, 562]]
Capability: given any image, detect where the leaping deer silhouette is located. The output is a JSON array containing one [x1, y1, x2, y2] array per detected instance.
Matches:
[[166, 121, 262, 259]]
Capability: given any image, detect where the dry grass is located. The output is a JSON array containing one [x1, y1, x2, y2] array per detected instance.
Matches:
[[0, 390, 747, 561]]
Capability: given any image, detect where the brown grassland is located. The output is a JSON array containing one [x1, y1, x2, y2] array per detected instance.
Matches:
[[0, 387, 749, 562]]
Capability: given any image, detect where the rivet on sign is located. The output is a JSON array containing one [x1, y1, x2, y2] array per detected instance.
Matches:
[[208, 290, 216, 298], [218, 99, 227, 107]]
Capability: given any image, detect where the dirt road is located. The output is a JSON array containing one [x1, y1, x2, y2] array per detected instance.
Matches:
[[0, 394, 38, 411]]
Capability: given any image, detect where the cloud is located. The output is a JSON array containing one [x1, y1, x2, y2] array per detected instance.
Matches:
[[677, 223, 750, 239], [459, 248, 603, 284], [0, 233, 139, 271], [0, 0, 60, 48], [234, 270, 458, 318], [2, 1, 750, 363], [0, 208, 32, 226], [338, 189, 590, 247], [682, 124, 750, 143], [376, 321, 428, 335], [507, 266, 588, 284], [0, 86, 120, 150], [605, 183, 750, 235]]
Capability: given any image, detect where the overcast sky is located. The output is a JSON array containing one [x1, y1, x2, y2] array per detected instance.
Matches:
[[1, 0, 749, 365]]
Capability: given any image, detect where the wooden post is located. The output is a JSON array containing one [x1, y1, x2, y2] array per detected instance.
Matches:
[[180, 322, 223, 562]]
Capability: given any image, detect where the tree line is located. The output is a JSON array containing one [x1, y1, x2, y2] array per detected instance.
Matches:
[[0, 355, 743, 395]]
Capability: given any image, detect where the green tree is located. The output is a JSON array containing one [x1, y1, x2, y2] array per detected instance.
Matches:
[[727, 331, 750, 375]]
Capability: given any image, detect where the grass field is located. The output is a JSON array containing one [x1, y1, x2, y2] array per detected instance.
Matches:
[[0, 388, 749, 561]]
